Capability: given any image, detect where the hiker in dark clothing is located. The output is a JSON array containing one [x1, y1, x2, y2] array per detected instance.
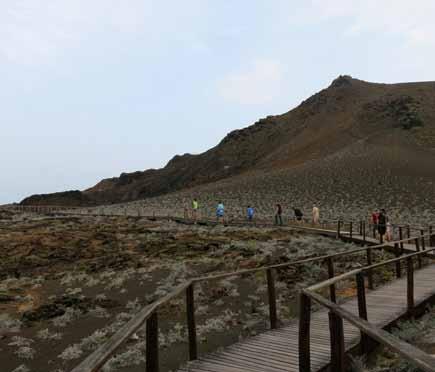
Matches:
[[378, 209, 387, 242], [275, 204, 283, 226], [293, 207, 303, 222], [371, 209, 379, 237]]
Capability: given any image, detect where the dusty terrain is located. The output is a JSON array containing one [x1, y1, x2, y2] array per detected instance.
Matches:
[[93, 139, 435, 227], [0, 209, 379, 372]]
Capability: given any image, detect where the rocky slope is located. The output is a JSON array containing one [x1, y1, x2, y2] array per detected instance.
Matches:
[[21, 75, 435, 207]]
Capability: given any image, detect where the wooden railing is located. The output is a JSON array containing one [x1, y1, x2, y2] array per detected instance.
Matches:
[[70, 228, 434, 372], [299, 233, 435, 372], [5, 205, 434, 247]]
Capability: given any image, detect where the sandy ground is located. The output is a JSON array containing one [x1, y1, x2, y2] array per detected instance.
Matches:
[[0, 210, 381, 372]]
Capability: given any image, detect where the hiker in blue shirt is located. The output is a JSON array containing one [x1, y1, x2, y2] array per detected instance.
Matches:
[[247, 206, 254, 221], [216, 202, 225, 223]]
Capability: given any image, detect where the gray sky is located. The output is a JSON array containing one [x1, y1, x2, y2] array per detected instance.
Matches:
[[2, 0, 435, 204]]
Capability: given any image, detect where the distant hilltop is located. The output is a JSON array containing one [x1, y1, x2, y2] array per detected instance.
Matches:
[[21, 76, 435, 207]]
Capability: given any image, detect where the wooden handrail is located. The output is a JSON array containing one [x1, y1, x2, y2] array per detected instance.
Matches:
[[303, 290, 435, 372], [300, 233, 435, 372], [71, 281, 192, 372], [307, 244, 435, 292]]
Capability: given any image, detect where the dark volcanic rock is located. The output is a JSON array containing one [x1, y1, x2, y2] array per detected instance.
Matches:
[[22, 295, 119, 322]]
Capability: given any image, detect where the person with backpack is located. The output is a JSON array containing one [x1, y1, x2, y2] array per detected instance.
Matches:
[[192, 198, 199, 222], [293, 207, 303, 222], [247, 206, 255, 222], [275, 204, 283, 226], [216, 201, 225, 223]]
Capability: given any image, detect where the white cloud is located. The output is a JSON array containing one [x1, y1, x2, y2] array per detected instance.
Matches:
[[218, 59, 285, 105], [0, 1, 151, 64], [297, 0, 435, 48]]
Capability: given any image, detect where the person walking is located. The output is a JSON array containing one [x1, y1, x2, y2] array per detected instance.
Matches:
[[192, 198, 199, 222], [216, 201, 225, 223], [371, 209, 379, 237], [275, 204, 283, 226], [247, 206, 255, 222], [312, 204, 320, 225], [378, 209, 387, 243], [386, 221, 393, 241], [293, 207, 303, 222]]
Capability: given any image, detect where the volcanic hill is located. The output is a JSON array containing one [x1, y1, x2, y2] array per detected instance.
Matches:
[[21, 75, 435, 217]]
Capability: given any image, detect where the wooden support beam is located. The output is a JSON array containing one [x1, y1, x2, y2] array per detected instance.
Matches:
[[267, 268, 278, 329], [399, 227, 404, 251], [146, 312, 159, 372], [326, 257, 336, 303], [362, 221, 366, 243], [356, 273, 370, 355], [337, 220, 341, 239], [366, 248, 374, 290], [407, 257, 414, 316], [329, 311, 345, 372], [421, 230, 426, 251], [298, 292, 311, 372], [186, 284, 197, 360], [415, 238, 422, 269], [394, 243, 401, 278]]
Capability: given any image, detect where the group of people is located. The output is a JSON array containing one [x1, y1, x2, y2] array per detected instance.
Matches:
[[371, 209, 392, 241], [185, 198, 320, 225], [274, 204, 320, 225]]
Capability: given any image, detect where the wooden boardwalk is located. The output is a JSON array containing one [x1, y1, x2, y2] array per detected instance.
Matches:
[[178, 264, 435, 372]]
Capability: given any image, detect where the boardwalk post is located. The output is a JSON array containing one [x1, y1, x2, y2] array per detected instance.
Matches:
[[430, 226, 434, 247], [350, 221, 353, 239], [356, 273, 370, 355], [394, 243, 401, 278], [362, 221, 366, 243], [266, 268, 278, 329], [328, 311, 345, 372], [407, 225, 411, 239], [366, 248, 374, 290], [337, 220, 341, 239], [298, 292, 311, 372], [407, 257, 414, 316], [399, 227, 404, 251], [326, 257, 336, 303], [415, 238, 422, 269], [186, 283, 198, 360], [420, 230, 426, 251], [146, 312, 159, 372], [359, 221, 362, 235]]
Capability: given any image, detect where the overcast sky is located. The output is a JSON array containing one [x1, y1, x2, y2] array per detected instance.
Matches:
[[1, 0, 435, 204]]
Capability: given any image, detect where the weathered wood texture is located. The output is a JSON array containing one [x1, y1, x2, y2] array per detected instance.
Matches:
[[178, 265, 435, 372]]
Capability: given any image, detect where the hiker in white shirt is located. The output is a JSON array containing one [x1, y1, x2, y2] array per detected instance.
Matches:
[[312, 204, 320, 225]]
